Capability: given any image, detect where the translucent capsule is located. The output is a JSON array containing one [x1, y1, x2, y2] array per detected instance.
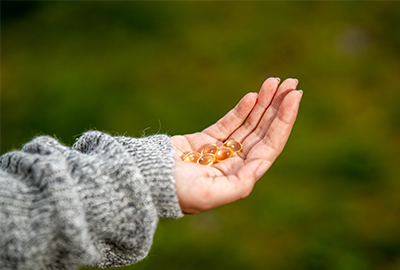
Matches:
[[223, 140, 243, 153], [201, 144, 219, 156], [197, 154, 216, 166], [215, 147, 233, 162], [183, 151, 201, 163]]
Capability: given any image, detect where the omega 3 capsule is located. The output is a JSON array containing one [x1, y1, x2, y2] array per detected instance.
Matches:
[[201, 144, 219, 156], [223, 140, 243, 153], [183, 151, 201, 163], [215, 148, 233, 162], [197, 154, 216, 166]]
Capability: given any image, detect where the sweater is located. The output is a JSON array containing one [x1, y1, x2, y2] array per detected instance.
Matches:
[[0, 131, 184, 270]]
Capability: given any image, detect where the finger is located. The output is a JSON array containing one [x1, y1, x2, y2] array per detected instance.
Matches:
[[228, 77, 280, 142], [202, 92, 258, 141], [242, 78, 299, 155], [246, 90, 302, 166]]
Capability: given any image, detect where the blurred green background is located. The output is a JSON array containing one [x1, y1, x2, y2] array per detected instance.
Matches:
[[2, 1, 400, 270]]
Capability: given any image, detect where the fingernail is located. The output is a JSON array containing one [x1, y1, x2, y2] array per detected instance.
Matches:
[[275, 77, 281, 83], [298, 90, 303, 96], [292, 78, 299, 83]]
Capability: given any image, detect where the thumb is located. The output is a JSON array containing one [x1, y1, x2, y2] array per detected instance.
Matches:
[[237, 159, 266, 185]]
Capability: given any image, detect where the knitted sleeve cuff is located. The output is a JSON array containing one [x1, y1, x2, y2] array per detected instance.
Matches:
[[116, 135, 184, 219]]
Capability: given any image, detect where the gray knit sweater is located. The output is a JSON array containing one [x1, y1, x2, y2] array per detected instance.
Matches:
[[0, 131, 184, 270]]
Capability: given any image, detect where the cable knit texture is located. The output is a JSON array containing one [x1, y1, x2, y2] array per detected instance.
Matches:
[[0, 131, 183, 270]]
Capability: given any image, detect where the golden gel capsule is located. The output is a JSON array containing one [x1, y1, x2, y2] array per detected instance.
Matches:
[[201, 144, 219, 156], [223, 140, 243, 152], [216, 148, 233, 162], [197, 154, 216, 166], [183, 151, 201, 163]]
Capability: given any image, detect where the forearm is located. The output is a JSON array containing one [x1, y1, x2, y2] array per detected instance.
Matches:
[[0, 131, 183, 270]]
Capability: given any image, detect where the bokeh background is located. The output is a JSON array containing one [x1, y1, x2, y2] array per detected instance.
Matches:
[[2, 1, 400, 270]]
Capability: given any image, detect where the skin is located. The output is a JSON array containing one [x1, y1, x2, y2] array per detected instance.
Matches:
[[171, 78, 302, 214]]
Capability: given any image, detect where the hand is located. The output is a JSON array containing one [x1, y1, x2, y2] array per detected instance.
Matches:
[[171, 78, 302, 214]]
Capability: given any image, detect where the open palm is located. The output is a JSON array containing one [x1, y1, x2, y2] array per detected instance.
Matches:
[[171, 78, 302, 214]]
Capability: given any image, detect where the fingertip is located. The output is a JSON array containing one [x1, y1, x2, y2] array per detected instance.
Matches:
[[238, 159, 264, 183], [259, 77, 280, 101], [245, 92, 259, 100], [286, 89, 303, 105], [280, 78, 299, 90], [267, 77, 281, 84], [255, 160, 270, 180], [241, 159, 270, 183], [263, 77, 281, 85], [239, 92, 258, 110], [294, 89, 303, 103], [279, 90, 302, 123]]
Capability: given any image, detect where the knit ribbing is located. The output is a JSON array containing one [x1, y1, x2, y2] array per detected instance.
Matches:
[[115, 135, 184, 219], [0, 131, 183, 270]]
